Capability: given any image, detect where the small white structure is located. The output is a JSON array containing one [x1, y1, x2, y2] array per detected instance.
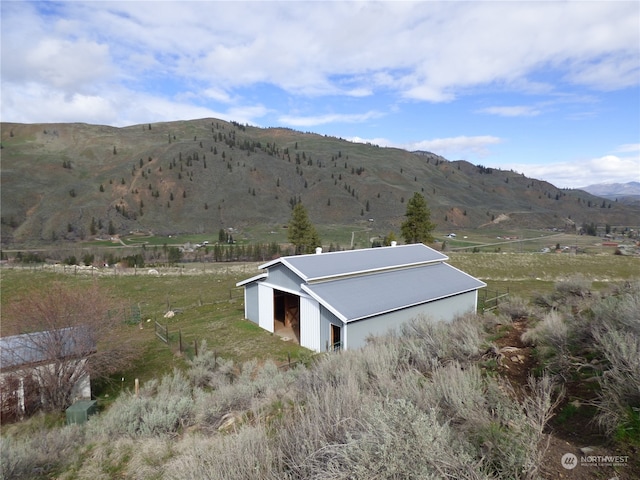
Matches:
[[0, 327, 94, 418], [237, 244, 485, 352]]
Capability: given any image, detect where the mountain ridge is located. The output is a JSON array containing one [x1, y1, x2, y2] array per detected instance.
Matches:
[[2, 119, 638, 247]]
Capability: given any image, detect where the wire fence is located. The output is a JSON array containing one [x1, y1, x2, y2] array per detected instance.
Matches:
[[479, 288, 510, 312]]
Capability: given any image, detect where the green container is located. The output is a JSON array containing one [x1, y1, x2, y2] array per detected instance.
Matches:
[[66, 400, 97, 425]]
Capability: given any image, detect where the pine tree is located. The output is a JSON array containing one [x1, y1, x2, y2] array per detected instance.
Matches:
[[288, 203, 321, 254], [400, 193, 436, 244]]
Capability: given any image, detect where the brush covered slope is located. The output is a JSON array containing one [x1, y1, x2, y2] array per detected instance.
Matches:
[[2, 119, 637, 247]]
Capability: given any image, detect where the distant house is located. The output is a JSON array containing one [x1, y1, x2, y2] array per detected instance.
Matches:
[[0, 327, 95, 420], [237, 243, 486, 352]]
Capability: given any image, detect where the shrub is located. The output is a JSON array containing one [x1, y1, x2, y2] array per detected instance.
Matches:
[[121, 437, 174, 480], [393, 313, 486, 372], [590, 282, 640, 335], [292, 398, 486, 480], [521, 310, 572, 375], [554, 274, 591, 299], [497, 295, 534, 320], [1, 303, 568, 479], [185, 340, 230, 388], [0, 424, 84, 479], [594, 324, 640, 436], [164, 424, 280, 480], [191, 357, 299, 433], [88, 371, 194, 438]]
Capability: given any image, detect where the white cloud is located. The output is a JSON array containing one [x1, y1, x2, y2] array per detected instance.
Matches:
[[508, 154, 640, 189], [479, 106, 542, 117], [348, 136, 394, 148], [406, 136, 503, 158], [616, 143, 640, 153], [202, 88, 234, 104], [0, 82, 118, 125], [0, 80, 263, 127], [347, 135, 503, 159], [22, 38, 113, 91], [279, 111, 383, 127], [3, 1, 636, 112]]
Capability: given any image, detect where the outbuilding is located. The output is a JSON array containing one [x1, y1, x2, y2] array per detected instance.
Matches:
[[0, 327, 95, 420], [237, 243, 486, 352]]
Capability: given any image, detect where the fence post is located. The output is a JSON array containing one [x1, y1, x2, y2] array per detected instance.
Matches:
[[179, 329, 183, 353], [194, 339, 198, 357]]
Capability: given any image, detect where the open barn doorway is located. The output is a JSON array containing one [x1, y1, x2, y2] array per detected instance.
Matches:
[[273, 290, 300, 343]]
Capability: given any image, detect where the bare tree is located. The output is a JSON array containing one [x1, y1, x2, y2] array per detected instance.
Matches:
[[3, 282, 138, 412]]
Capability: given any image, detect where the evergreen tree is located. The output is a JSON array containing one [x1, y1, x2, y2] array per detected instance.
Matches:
[[400, 193, 436, 244], [288, 203, 321, 254]]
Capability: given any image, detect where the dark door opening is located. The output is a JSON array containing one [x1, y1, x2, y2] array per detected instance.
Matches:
[[273, 290, 300, 343], [330, 324, 341, 351]]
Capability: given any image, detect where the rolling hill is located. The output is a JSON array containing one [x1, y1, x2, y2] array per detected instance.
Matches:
[[2, 119, 638, 247]]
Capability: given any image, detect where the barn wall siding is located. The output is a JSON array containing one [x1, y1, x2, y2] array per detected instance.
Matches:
[[300, 296, 321, 352], [244, 283, 260, 324], [345, 291, 478, 350], [257, 283, 274, 333], [267, 265, 304, 293]]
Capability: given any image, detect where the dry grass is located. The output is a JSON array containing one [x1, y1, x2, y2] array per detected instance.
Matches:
[[1, 313, 564, 480]]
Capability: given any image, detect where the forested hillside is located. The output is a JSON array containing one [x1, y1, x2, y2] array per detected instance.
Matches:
[[2, 119, 637, 247]]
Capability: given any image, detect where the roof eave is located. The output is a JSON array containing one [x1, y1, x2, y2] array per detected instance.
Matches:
[[236, 273, 268, 287], [300, 284, 348, 322], [345, 286, 485, 323]]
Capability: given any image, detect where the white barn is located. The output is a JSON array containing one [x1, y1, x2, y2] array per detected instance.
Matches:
[[237, 243, 486, 352]]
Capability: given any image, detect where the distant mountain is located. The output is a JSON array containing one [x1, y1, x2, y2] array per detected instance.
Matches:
[[581, 181, 640, 197], [2, 119, 639, 247], [580, 182, 640, 205]]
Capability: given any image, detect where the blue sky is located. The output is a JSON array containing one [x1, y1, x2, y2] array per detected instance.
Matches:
[[1, 1, 638, 188]]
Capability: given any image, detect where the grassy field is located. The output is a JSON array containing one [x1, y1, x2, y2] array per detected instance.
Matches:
[[0, 265, 309, 400], [2, 249, 637, 397], [2, 249, 639, 480]]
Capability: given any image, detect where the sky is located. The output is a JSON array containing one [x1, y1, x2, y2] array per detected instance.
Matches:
[[1, 1, 639, 189]]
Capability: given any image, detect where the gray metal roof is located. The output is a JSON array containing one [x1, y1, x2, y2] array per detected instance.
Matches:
[[0, 327, 95, 371], [301, 262, 486, 322], [260, 244, 448, 282]]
